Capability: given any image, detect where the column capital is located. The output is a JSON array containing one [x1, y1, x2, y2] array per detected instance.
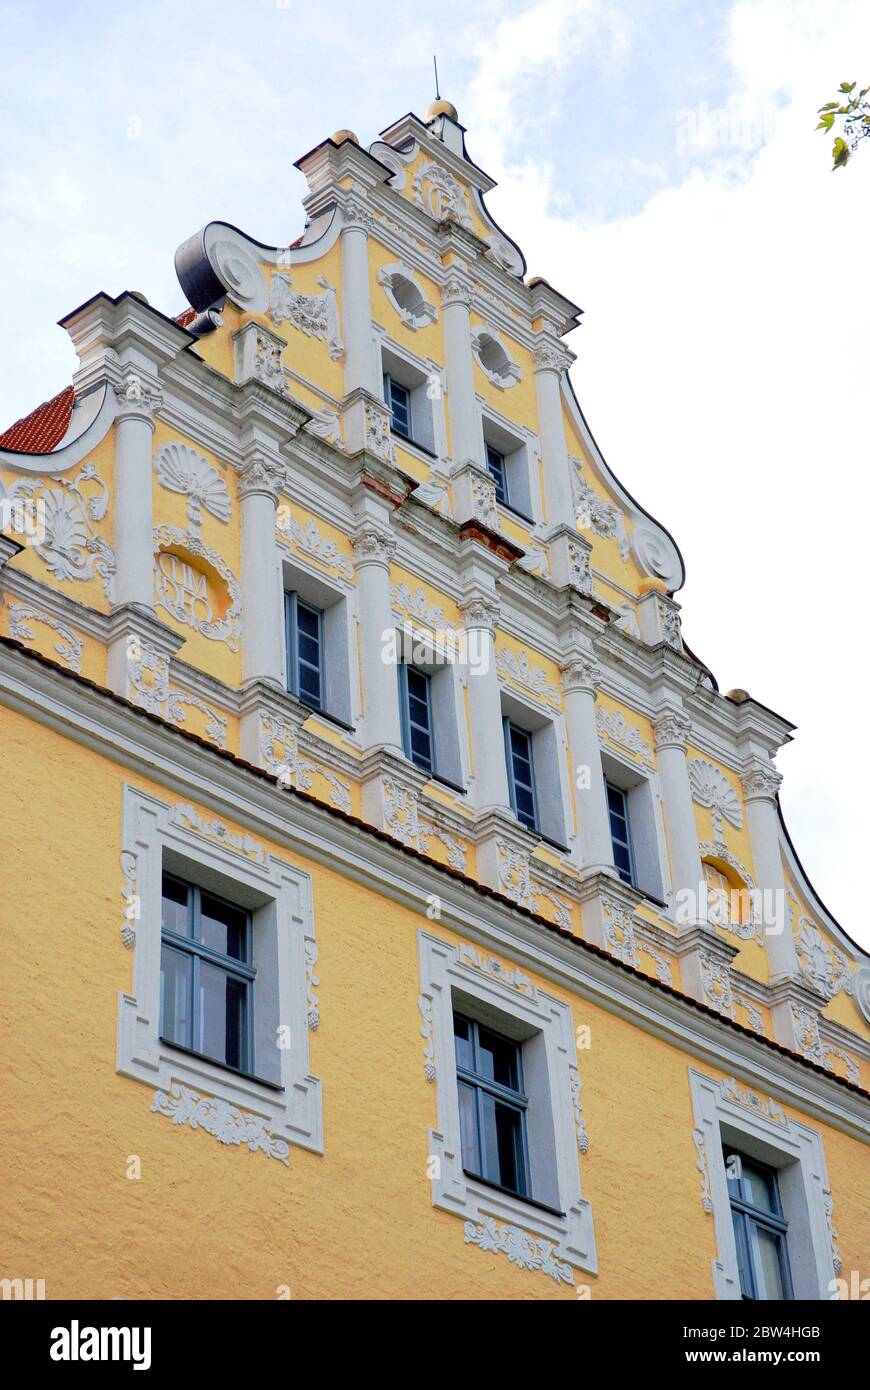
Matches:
[[532, 334, 575, 375], [654, 706, 692, 752], [352, 525, 396, 569], [237, 452, 285, 503], [341, 193, 375, 236], [441, 270, 474, 310], [561, 649, 600, 695], [741, 760, 783, 803], [114, 370, 162, 425], [460, 591, 500, 632]]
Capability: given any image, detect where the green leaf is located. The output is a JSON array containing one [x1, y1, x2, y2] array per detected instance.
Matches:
[[818, 102, 838, 111], [832, 136, 850, 168], [815, 113, 835, 130], [840, 81, 856, 92]]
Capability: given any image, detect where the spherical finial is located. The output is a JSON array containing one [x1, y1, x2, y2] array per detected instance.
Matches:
[[726, 688, 751, 704], [129, 290, 150, 304], [331, 129, 359, 146], [527, 276, 551, 289], [426, 98, 458, 123]]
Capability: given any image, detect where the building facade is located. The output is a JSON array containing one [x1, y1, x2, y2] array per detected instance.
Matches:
[[1, 99, 868, 1301]]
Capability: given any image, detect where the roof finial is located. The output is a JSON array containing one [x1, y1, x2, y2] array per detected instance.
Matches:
[[426, 57, 458, 124]]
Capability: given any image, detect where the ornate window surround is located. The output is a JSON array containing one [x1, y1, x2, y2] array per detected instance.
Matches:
[[117, 784, 323, 1157], [418, 929, 597, 1281], [688, 1068, 838, 1300]]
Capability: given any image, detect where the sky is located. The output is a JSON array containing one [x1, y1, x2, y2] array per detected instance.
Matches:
[[1, 0, 867, 946]]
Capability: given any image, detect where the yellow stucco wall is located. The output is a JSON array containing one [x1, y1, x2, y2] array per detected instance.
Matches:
[[2, 705, 866, 1300]]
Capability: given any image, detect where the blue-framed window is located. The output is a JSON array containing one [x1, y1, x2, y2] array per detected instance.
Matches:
[[724, 1149, 794, 1300], [399, 663, 434, 773], [454, 1013, 529, 1198], [284, 591, 323, 710], [486, 443, 508, 506], [384, 374, 412, 440], [504, 719, 538, 832], [606, 781, 635, 885], [160, 873, 255, 1074]]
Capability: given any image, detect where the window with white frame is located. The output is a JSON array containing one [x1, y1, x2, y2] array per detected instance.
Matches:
[[382, 345, 436, 455], [481, 416, 534, 521], [118, 785, 322, 1159], [689, 1069, 839, 1301], [282, 559, 353, 727], [396, 627, 465, 789], [601, 751, 665, 901], [418, 930, 597, 1283], [502, 692, 568, 849]]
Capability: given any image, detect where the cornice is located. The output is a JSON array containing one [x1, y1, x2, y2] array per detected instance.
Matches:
[[2, 633, 867, 1140]]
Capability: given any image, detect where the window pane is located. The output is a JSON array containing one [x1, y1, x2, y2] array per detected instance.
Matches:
[[741, 1160, 777, 1214], [607, 783, 626, 814], [613, 842, 632, 877], [198, 961, 248, 1071], [298, 632, 320, 668], [477, 1026, 519, 1089], [480, 1093, 524, 1194], [453, 1015, 473, 1071], [198, 892, 248, 961], [162, 876, 190, 936], [296, 603, 319, 637], [750, 1223, 787, 1300], [160, 945, 191, 1049], [457, 1081, 481, 1176], [731, 1210, 754, 1299]]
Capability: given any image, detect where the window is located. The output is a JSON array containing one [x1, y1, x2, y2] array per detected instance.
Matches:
[[284, 591, 323, 710], [384, 374, 412, 440], [418, 931, 598, 1279], [725, 1149, 794, 1300], [504, 720, 539, 832], [399, 663, 434, 772], [606, 781, 635, 885], [454, 1013, 529, 1198], [160, 873, 255, 1074], [486, 443, 509, 506]]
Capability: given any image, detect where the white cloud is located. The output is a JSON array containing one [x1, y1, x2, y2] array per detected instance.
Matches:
[[471, 0, 870, 943]]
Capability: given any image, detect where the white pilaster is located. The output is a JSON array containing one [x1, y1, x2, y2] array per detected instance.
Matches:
[[533, 336, 576, 532], [741, 760, 799, 984], [238, 453, 285, 688], [353, 523, 403, 755], [561, 648, 615, 875], [113, 373, 161, 609], [654, 707, 705, 920], [443, 270, 483, 475], [341, 196, 378, 454], [460, 590, 510, 813]]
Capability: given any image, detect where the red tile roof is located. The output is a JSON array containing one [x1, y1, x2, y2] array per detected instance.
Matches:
[[0, 386, 75, 454], [174, 307, 197, 327]]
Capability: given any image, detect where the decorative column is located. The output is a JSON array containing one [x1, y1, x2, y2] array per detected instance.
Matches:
[[560, 647, 614, 875], [460, 591, 510, 814], [353, 525, 402, 756], [113, 372, 161, 609], [654, 708, 705, 919], [442, 270, 481, 472], [533, 335, 576, 532], [340, 195, 380, 456], [238, 452, 285, 688], [106, 372, 183, 698], [739, 758, 814, 1055]]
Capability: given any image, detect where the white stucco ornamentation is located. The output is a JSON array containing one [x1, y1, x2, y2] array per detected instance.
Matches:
[[418, 993, 436, 1081], [119, 849, 139, 950], [151, 1085, 290, 1165], [470, 327, 522, 389], [596, 706, 653, 762], [169, 801, 267, 865], [412, 160, 473, 227], [7, 604, 82, 672], [699, 952, 735, 1019], [464, 1218, 574, 1284], [391, 582, 450, 632], [419, 822, 468, 873], [456, 944, 537, 998], [793, 918, 853, 1002], [470, 471, 498, 529], [277, 512, 354, 581], [688, 758, 743, 838], [127, 640, 228, 747], [377, 263, 437, 330], [721, 1077, 787, 1126], [153, 525, 242, 652], [268, 272, 343, 360], [30, 463, 116, 600], [693, 1129, 713, 1213], [496, 646, 560, 705], [304, 938, 320, 1031], [572, 463, 629, 562], [363, 400, 394, 464], [602, 898, 641, 969], [154, 442, 230, 527], [383, 776, 420, 847], [497, 840, 532, 908]]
